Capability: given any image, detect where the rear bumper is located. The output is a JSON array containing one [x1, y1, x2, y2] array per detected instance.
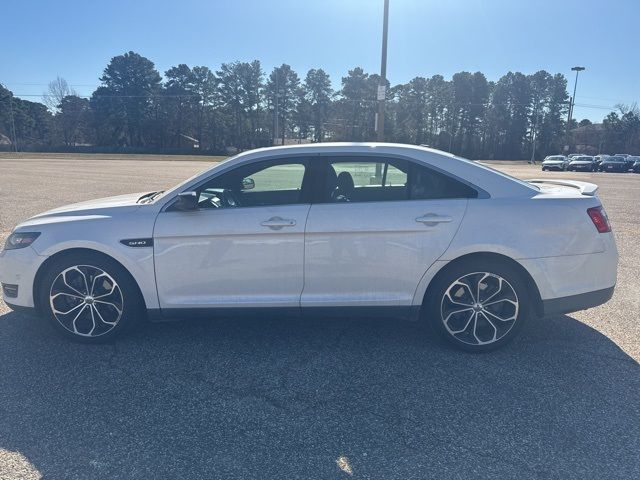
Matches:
[[542, 286, 614, 316], [519, 234, 618, 315]]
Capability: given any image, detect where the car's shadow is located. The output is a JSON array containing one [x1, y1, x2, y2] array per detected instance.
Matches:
[[0, 310, 638, 479]]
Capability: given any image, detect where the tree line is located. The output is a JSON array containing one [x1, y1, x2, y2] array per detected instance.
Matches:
[[1, 51, 639, 158]]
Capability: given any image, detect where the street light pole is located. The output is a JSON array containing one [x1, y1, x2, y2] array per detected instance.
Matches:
[[566, 66, 585, 149], [374, 0, 389, 181]]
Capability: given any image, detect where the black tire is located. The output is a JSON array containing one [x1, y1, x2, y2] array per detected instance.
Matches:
[[424, 258, 530, 352], [38, 252, 144, 343]]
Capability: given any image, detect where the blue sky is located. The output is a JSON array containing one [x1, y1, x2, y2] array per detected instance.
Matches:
[[1, 0, 637, 121]]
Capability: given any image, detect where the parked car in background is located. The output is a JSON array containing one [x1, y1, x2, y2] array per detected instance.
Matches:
[[612, 154, 632, 169], [567, 154, 581, 159], [631, 157, 640, 173], [541, 155, 569, 171], [594, 155, 609, 168], [623, 157, 636, 171], [600, 156, 629, 172], [0, 143, 618, 352], [567, 156, 596, 172]]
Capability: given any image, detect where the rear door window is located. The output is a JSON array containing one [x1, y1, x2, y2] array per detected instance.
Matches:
[[321, 157, 477, 203], [324, 159, 409, 203]]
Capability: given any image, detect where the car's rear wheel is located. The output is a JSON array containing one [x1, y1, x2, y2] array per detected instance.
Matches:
[[38, 253, 143, 343], [425, 259, 530, 352]]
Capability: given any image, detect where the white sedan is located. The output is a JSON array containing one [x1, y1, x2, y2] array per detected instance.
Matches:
[[0, 144, 618, 351]]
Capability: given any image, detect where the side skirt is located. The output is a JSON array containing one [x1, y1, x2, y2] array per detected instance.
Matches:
[[148, 305, 421, 323]]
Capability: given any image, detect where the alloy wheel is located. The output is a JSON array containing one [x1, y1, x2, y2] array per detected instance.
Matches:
[[49, 265, 124, 337], [440, 272, 519, 346]]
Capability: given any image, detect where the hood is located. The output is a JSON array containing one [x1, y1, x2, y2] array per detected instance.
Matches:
[[543, 159, 564, 164], [570, 160, 592, 165], [27, 192, 146, 221]]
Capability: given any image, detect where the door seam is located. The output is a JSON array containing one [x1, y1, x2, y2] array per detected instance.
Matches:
[[300, 204, 313, 311]]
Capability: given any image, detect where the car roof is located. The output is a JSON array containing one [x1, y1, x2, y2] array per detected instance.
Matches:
[[230, 142, 454, 158]]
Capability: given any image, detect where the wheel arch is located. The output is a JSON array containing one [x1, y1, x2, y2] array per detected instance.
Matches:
[[32, 247, 147, 315], [418, 252, 543, 319]]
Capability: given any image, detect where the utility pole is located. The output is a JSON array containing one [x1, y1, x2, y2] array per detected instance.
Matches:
[[8, 94, 18, 152], [530, 105, 539, 164], [274, 70, 279, 146], [374, 0, 390, 181], [566, 66, 585, 150]]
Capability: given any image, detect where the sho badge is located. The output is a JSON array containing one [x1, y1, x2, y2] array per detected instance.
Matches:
[[120, 238, 153, 248]]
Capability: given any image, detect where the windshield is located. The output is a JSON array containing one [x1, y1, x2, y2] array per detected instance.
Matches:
[[545, 156, 565, 161], [573, 157, 592, 162]]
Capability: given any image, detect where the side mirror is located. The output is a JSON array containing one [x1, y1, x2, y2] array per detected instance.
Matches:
[[242, 177, 255, 190], [173, 191, 198, 211]]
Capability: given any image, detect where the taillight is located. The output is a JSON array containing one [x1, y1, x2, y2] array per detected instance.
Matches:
[[587, 206, 611, 233]]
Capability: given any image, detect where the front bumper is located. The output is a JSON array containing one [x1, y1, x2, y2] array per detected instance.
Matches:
[[542, 164, 565, 170], [569, 164, 593, 170], [602, 164, 626, 172], [0, 246, 46, 308]]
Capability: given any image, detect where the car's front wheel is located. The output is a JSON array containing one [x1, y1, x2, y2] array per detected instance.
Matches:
[[425, 259, 530, 352], [38, 253, 143, 343]]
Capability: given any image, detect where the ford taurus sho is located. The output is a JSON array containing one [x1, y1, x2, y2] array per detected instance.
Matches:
[[0, 144, 618, 351]]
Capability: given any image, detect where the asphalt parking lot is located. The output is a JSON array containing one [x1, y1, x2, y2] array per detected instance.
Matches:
[[0, 155, 638, 479]]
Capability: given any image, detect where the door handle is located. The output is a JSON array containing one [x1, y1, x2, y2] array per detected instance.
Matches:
[[260, 217, 296, 230], [415, 214, 453, 226]]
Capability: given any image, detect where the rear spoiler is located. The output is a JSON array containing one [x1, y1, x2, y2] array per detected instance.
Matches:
[[526, 179, 599, 196]]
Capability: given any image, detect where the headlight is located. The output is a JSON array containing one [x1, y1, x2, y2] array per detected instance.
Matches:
[[3, 232, 41, 250]]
